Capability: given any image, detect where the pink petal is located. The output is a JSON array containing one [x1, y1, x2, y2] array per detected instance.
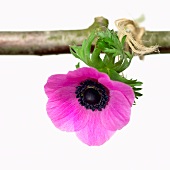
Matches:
[[67, 67, 108, 82], [44, 74, 67, 98], [46, 86, 89, 132], [44, 67, 108, 98], [99, 77, 135, 106], [100, 90, 131, 131], [76, 112, 115, 146]]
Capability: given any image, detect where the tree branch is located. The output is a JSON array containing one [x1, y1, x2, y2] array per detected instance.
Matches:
[[0, 16, 169, 55], [143, 31, 170, 54]]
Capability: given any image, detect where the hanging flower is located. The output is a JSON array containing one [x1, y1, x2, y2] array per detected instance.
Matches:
[[44, 67, 135, 146], [44, 28, 143, 146]]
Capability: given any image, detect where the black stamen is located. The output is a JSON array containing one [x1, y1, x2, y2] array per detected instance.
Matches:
[[75, 79, 109, 111]]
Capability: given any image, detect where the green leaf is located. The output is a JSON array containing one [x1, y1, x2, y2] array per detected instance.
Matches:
[[70, 31, 97, 66], [103, 54, 114, 68], [108, 69, 143, 99], [70, 46, 82, 59], [70, 28, 143, 101], [121, 35, 127, 46], [117, 57, 132, 73], [90, 48, 104, 69], [102, 48, 118, 54], [75, 62, 80, 69], [83, 31, 96, 63]]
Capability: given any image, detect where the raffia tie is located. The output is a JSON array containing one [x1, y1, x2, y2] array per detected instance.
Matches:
[[115, 18, 159, 59]]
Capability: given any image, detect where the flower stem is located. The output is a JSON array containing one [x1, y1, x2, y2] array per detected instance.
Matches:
[[0, 17, 169, 55]]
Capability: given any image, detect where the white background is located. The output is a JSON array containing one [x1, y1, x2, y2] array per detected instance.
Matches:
[[0, 0, 170, 169]]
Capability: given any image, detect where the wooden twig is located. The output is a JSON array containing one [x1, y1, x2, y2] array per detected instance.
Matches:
[[0, 16, 169, 55]]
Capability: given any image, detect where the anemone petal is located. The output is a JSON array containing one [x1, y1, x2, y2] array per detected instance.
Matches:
[[76, 112, 115, 146], [99, 77, 135, 106], [100, 90, 131, 131], [44, 74, 67, 98], [47, 86, 89, 132], [67, 67, 108, 82]]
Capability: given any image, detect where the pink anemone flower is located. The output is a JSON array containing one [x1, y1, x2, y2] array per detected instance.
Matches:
[[44, 67, 135, 146]]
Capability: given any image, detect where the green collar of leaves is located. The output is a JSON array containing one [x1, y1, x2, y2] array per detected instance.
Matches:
[[70, 29, 143, 100]]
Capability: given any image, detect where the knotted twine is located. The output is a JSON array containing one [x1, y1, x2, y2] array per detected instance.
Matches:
[[115, 18, 159, 60]]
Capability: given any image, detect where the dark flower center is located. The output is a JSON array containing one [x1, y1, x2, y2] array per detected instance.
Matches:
[[84, 88, 101, 104], [75, 79, 109, 111]]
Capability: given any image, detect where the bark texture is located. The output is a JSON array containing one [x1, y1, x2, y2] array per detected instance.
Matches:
[[0, 17, 169, 55]]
